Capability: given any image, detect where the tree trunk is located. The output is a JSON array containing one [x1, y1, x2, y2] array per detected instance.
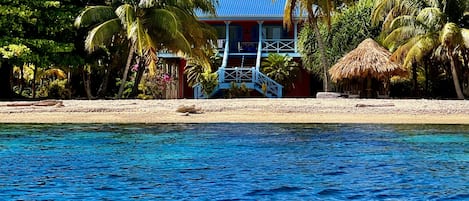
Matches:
[[310, 19, 329, 92], [97, 68, 111, 98], [412, 64, 418, 97], [450, 56, 464, 99], [82, 66, 94, 99], [117, 45, 135, 98], [0, 61, 13, 99], [32, 65, 38, 99], [130, 57, 145, 98]]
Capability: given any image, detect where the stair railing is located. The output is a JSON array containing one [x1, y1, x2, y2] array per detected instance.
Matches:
[[253, 70, 283, 98]]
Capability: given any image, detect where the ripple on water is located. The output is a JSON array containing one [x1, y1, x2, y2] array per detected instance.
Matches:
[[245, 186, 303, 196]]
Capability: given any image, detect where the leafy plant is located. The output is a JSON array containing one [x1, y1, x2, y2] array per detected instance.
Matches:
[[261, 53, 299, 91], [227, 82, 250, 98], [199, 71, 218, 96], [184, 49, 222, 87]]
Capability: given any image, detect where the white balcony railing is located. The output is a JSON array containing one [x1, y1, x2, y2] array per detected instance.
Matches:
[[262, 39, 295, 53]]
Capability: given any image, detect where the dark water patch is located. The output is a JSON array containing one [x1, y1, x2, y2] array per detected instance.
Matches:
[[317, 188, 343, 196], [322, 171, 347, 176], [245, 186, 302, 196]]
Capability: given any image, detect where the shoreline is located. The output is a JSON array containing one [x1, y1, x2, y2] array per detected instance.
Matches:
[[1, 99, 469, 124]]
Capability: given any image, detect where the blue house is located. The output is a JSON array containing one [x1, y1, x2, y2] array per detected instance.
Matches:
[[160, 0, 312, 98]]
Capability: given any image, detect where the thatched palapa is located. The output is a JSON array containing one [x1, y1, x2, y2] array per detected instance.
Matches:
[[329, 38, 407, 82]]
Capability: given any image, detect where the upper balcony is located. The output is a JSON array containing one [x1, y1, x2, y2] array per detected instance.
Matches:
[[216, 39, 299, 57]]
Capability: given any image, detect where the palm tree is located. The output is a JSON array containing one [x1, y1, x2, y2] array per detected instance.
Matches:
[[374, 0, 468, 99], [75, 0, 217, 98], [282, 0, 355, 92]]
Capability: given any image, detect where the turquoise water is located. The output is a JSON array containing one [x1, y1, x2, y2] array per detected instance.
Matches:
[[0, 124, 468, 200]]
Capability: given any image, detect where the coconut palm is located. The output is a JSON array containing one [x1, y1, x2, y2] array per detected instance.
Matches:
[[282, 0, 355, 92], [375, 0, 468, 99], [75, 0, 217, 98]]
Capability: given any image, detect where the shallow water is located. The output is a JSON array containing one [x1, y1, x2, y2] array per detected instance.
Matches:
[[0, 124, 468, 200]]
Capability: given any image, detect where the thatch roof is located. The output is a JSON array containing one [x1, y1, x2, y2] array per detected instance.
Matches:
[[329, 38, 407, 82]]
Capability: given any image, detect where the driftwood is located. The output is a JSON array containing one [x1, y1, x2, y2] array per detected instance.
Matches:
[[355, 103, 395, 107], [6, 100, 64, 107], [176, 105, 202, 114]]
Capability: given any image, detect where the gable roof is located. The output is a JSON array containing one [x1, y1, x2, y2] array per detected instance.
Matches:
[[197, 0, 293, 20]]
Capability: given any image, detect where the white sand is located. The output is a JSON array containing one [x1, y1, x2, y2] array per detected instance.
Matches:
[[1, 98, 469, 124]]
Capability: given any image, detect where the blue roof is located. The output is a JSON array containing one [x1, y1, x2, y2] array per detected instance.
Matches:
[[198, 0, 288, 20]]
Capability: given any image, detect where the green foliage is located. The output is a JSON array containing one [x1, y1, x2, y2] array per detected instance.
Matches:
[[46, 79, 71, 99], [115, 76, 134, 98], [199, 71, 218, 96], [261, 53, 299, 90], [0, 44, 31, 60], [227, 82, 250, 98], [184, 49, 222, 87], [298, 0, 379, 76]]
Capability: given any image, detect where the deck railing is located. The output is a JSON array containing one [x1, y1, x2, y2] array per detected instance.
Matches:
[[262, 39, 295, 53], [194, 67, 283, 98], [221, 67, 253, 83]]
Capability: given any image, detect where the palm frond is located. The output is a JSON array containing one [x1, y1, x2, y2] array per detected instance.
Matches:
[[129, 18, 149, 56], [84, 18, 122, 53], [371, 0, 396, 26], [74, 6, 116, 28], [403, 35, 439, 68], [416, 7, 443, 30], [144, 8, 179, 39], [283, 0, 298, 30], [390, 35, 420, 64], [115, 4, 136, 37], [439, 22, 462, 49], [462, 28, 469, 48], [384, 25, 426, 50], [389, 15, 417, 30]]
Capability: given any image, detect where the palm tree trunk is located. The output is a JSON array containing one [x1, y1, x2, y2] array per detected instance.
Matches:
[[450, 56, 464, 99], [130, 57, 145, 98], [412, 64, 418, 97], [82, 67, 94, 99], [310, 19, 329, 92], [97, 68, 111, 98], [32, 65, 38, 99], [117, 45, 135, 98]]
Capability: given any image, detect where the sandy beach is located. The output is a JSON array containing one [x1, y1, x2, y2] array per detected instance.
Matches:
[[0, 98, 469, 124]]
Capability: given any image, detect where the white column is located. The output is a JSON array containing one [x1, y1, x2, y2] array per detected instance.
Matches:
[[221, 21, 230, 68], [256, 21, 264, 70], [294, 21, 298, 53]]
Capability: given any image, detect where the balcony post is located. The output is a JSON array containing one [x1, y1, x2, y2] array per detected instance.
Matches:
[[222, 21, 231, 68], [256, 21, 264, 71], [294, 20, 298, 53]]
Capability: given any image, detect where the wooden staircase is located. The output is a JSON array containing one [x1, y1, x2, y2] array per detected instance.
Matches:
[[194, 38, 284, 99], [194, 63, 283, 98]]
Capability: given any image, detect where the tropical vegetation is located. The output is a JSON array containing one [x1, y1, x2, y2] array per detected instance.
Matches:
[[0, 0, 467, 100], [283, 0, 356, 92], [298, 0, 380, 81], [261, 53, 299, 91], [372, 0, 468, 99], [74, 0, 217, 98]]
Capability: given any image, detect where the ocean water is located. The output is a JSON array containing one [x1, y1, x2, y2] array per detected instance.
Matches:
[[0, 124, 468, 200]]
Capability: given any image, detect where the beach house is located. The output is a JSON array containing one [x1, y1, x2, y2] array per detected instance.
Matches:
[[159, 0, 313, 98]]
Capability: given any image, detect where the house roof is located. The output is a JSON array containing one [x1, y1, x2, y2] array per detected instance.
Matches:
[[198, 0, 295, 20]]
